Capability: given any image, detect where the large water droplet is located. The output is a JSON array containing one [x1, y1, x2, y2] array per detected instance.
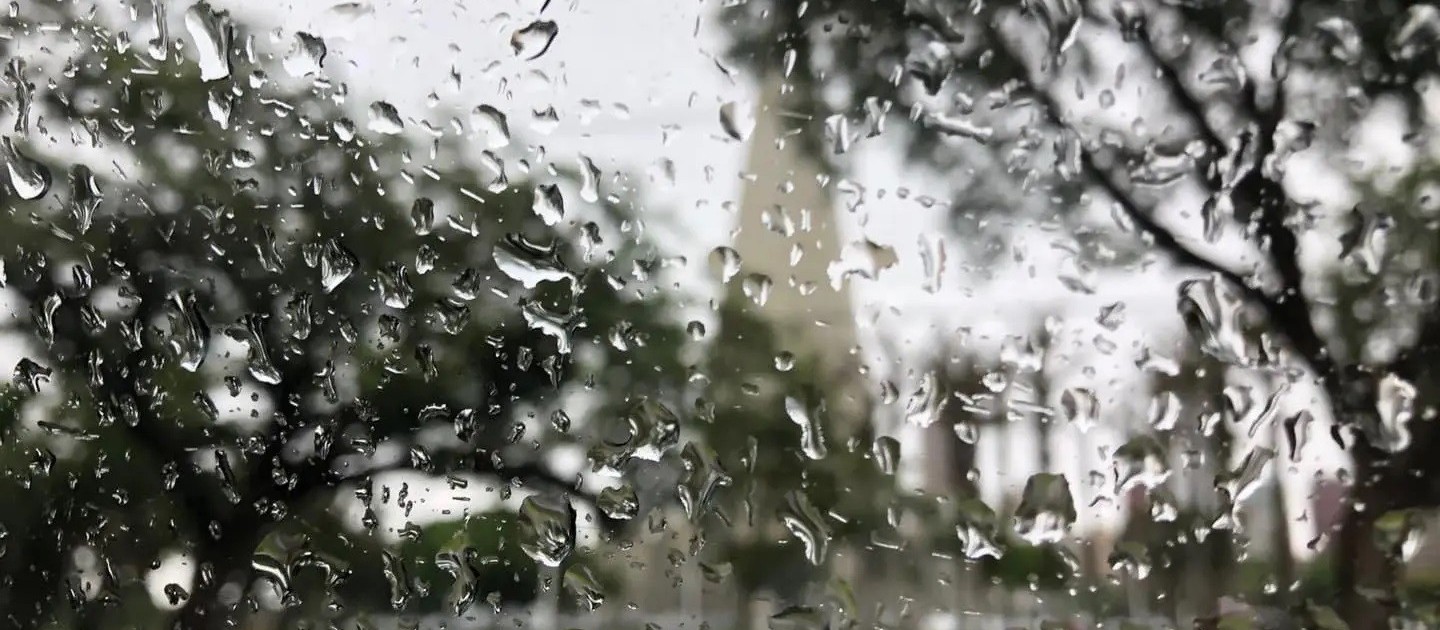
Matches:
[[709, 246, 742, 283], [183, 1, 233, 82], [827, 238, 898, 289], [510, 20, 559, 60], [719, 101, 754, 141], [922, 112, 994, 143], [368, 101, 404, 135], [517, 494, 575, 567], [1014, 473, 1077, 545], [785, 396, 828, 460], [1, 137, 50, 200], [1059, 387, 1098, 433], [167, 291, 209, 372], [1112, 434, 1170, 494], [597, 484, 639, 520], [903, 371, 948, 427], [577, 155, 601, 202], [282, 32, 327, 77], [954, 498, 1003, 561], [319, 238, 357, 293], [531, 183, 565, 226], [781, 490, 831, 565], [1369, 374, 1416, 453], [471, 104, 511, 148], [493, 234, 575, 289]]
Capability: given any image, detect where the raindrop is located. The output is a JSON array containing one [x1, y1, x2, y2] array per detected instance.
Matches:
[[922, 112, 994, 143], [230, 314, 281, 385], [471, 104, 511, 148], [167, 291, 210, 372], [1368, 374, 1416, 453], [377, 263, 414, 309], [510, 20, 559, 60], [319, 239, 357, 293], [183, 1, 233, 82], [597, 484, 639, 520], [1216, 446, 1275, 506], [13, 358, 51, 395], [368, 101, 404, 135], [872, 436, 900, 475], [709, 246, 742, 283], [785, 396, 827, 460], [903, 371, 947, 427], [1, 137, 50, 200], [1112, 434, 1170, 494], [531, 183, 565, 226], [563, 564, 605, 610], [1059, 387, 1098, 433], [955, 497, 1003, 561], [780, 490, 831, 565], [517, 494, 575, 567], [577, 155, 601, 202], [827, 239, 897, 289], [719, 101, 754, 141], [741, 273, 772, 306], [282, 32, 327, 77], [1014, 473, 1077, 545], [493, 233, 575, 289]]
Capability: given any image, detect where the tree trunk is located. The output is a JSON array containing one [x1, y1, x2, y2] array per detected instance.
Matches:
[[1335, 447, 1399, 630], [1267, 452, 1294, 607]]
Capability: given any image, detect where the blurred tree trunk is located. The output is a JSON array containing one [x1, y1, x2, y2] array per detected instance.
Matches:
[[1335, 440, 1399, 630], [1267, 413, 1293, 607]]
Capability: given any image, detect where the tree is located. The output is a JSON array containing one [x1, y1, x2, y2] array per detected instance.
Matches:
[[0, 2, 690, 628], [721, 0, 1440, 627]]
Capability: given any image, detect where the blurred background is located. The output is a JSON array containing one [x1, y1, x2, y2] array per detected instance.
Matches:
[[2, 0, 1440, 628]]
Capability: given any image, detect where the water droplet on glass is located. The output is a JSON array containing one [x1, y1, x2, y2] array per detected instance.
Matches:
[[368, 101, 404, 135], [904, 370, 948, 427], [1368, 374, 1416, 453], [741, 273, 772, 306], [577, 154, 601, 202], [563, 564, 605, 610], [785, 396, 827, 460], [516, 494, 575, 567], [13, 358, 51, 395], [1059, 387, 1098, 433], [1216, 446, 1275, 507], [1, 137, 50, 200], [955, 498, 1003, 560], [1112, 434, 1170, 494], [1391, 5, 1440, 60], [229, 313, 281, 385], [282, 32, 327, 77], [872, 435, 900, 475], [719, 101, 754, 141], [183, 1, 233, 82], [709, 246, 742, 283], [780, 490, 831, 566], [1014, 473, 1077, 545], [531, 183, 565, 226], [510, 20, 559, 60], [471, 104, 511, 148], [167, 291, 209, 372], [493, 233, 575, 289], [827, 239, 897, 289], [597, 484, 639, 520], [922, 112, 994, 143], [319, 238, 358, 293], [377, 263, 414, 309]]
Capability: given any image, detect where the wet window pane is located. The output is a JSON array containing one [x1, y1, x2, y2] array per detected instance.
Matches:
[[2, 1, 1439, 629]]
